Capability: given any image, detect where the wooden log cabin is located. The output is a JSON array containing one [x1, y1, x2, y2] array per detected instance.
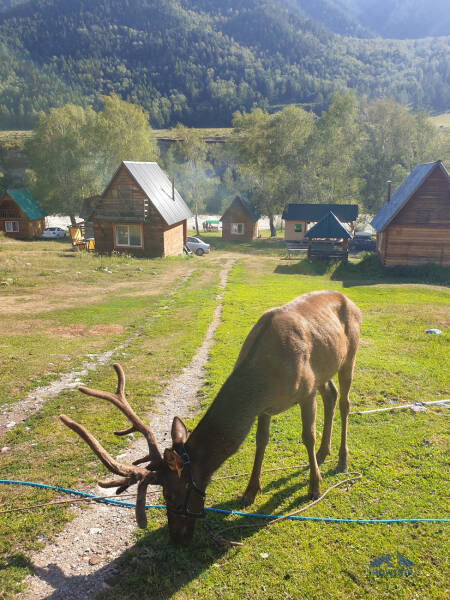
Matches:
[[282, 203, 358, 242], [221, 196, 260, 241], [93, 161, 192, 257], [371, 160, 450, 267], [0, 188, 45, 239]]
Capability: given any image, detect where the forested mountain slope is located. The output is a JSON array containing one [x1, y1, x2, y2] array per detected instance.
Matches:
[[354, 0, 450, 39], [0, 0, 449, 128], [291, 0, 450, 39]]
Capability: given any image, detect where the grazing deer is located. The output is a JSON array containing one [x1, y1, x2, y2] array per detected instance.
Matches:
[[61, 290, 361, 545]]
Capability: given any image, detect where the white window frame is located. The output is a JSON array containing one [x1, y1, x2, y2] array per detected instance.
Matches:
[[114, 224, 143, 248], [231, 223, 244, 235], [5, 221, 19, 233]]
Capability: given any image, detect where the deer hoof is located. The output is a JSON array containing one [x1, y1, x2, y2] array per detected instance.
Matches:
[[308, 490, 321, 500], [240, 491, 257, 507]]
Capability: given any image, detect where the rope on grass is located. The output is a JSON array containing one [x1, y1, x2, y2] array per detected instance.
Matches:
[[350, 399, 450, 415], [208, 472, 363, 547], [0, 479, 448, 525]]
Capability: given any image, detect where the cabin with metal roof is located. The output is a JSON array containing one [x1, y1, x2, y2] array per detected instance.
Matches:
[[93, 161, 192, 257], [371, 161, 450, 267], [282, 203, 358, 242], [0, 188, 45, 239], [220, 196, 260, 241]]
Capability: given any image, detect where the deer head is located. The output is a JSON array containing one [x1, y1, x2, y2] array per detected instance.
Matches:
[[60, 364, 205, 545]]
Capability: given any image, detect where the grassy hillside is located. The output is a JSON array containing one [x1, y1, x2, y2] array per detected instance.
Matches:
[[429, 113, 450, 132]]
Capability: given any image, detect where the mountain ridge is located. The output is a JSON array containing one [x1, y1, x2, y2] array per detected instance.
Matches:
[[0, 0, 448, 128]]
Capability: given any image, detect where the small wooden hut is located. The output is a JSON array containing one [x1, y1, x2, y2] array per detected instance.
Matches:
[[283, 203, 358, 242], [93, 161, 192, 257], [371, 160, 450, 266], [0, 188, 45, 239], [305, 211, 352, 262], [221, 196, 259, 241]]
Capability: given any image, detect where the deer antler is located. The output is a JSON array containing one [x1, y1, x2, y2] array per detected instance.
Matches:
[[59, 363, 162, 528]]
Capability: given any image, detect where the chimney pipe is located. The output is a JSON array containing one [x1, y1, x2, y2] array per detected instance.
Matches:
[[172, 178, 175, 201], [387, 180, 391, 203]]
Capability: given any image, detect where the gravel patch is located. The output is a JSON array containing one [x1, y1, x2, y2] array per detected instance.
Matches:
[[20, 259, 234, 600]]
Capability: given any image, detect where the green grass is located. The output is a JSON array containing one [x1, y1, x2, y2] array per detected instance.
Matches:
[[0, 237, 225, 597], [1, 243, 449, 599], [0, 235, 202, 403], [429, 113, 450, 131], [100, 255, 449, 600], [153, 127, 231, 140], [0, 130, 32, 149]]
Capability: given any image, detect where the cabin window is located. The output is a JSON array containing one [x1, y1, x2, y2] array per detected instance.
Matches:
[[231, 223, 244, 234], [294, 223, 303, 232], [115, 224, 142, 247], [5, 221, 19, 232]]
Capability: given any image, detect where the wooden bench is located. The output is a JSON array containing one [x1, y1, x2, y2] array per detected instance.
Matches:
[[307, 242, 348, 263], [285, 241, 308, 258]]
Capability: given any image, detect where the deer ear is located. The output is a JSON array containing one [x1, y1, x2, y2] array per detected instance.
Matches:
[[171, 416, 188, 444], [164, 448, 184, 478]]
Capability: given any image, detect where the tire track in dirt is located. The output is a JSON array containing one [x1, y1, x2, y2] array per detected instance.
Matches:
[[20, 258, 235, 600]]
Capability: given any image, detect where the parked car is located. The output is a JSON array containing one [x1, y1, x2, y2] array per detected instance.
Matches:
[[41, 227, 66, 239], [349, 231, 376, 252], [186, 236, 210, 256]]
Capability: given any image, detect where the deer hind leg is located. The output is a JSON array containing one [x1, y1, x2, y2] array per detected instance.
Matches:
[[316, 380, 338, 465], [337, 361, 355, 473], [241, 413, 271, 506], [301, 394, 322, 500]]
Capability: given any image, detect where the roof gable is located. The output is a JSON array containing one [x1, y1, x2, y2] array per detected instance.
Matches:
[[6, 189, 45, 220], [282, 203, 358, 222], [221, 196, 260, 222], [305, 211, 352, 239], [103, 161, 192, 226], [371, 161, 450, 232]]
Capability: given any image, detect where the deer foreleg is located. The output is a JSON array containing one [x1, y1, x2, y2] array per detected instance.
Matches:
[[316, 380, 338, 464], [301, 395, 322, 500], [337, 364, 353, 472], [241, 413, 271, 506]]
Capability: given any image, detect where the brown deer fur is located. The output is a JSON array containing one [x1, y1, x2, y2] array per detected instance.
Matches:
[[60, 290, 361, 545]]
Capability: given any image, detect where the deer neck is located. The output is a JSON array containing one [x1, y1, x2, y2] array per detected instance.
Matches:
[[185, 371, 261, 489]]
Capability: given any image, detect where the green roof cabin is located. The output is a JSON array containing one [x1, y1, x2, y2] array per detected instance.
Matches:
[[282, 203, 358, 242], [0, 188, 46, 239]]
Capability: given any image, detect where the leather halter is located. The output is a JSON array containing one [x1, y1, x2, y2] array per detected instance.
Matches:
[[167, 443, 206, 519]]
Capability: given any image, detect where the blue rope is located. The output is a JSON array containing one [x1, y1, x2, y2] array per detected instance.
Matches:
[[1, 480, 449, 524]]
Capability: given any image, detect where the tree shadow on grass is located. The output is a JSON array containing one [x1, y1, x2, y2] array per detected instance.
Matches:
[[274, 254, 450, 287], [274, 259, 331, 276]]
